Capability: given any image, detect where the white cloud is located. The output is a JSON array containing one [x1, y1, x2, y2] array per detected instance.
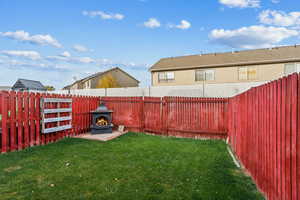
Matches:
[[2, 58, 71, 71], [0, 30, 62, 48], [210, 25, 299, 49], [219, 0, 260, 8], [10, 61, 46, 68], [73, 57, 95, 64], [271, 0, 280, 3], [94, 58, 114, 66], [6, 59, 26, 66], [169, 20, 191, 30], [143, 18, 161, 28], [82, 10, 124, 20], [1, 50, 41, 60], [259, 10, 300, 27], [46, 54, 95, 64], [46, 55, 68, 62], [73, 44, 89, 52], [60, 51, 71, 57]]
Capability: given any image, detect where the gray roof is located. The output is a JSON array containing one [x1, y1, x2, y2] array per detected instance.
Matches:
[[12, 79, 46, 91], [150, 45, 300, 72]]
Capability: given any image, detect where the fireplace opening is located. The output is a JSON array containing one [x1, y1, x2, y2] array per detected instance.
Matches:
[[96, 116, 109, 127]]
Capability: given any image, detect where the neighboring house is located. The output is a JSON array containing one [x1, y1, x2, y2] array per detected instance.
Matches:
[[12, 79, 46, 91], [0, 86, 11, 91], [150, 45, 300, 86], [63, 67, 140, 90]]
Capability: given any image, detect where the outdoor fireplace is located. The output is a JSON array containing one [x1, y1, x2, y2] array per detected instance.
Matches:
[[91, 103, 113, 134]]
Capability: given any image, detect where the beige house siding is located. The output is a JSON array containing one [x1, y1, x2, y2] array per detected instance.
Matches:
[[152, 63, 285, 86], [110, 70, 140, 87], [70, 83, 80, 90], [90, 76, 101, 88], [91, 77, 102, 88], [83, 71, 139, 88]]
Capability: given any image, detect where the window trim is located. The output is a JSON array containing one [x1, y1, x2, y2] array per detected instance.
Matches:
[[247, 66, 258, 80], [195, 69, 215, 81], [158, 71, 175, 82], [205, 69, 215, 81], [284, 63, 300, 75], [195, 69, 205, 81], [238, 66, 258, 81], [238, 67, 248, 80]]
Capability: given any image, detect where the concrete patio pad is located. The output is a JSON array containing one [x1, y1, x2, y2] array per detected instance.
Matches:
[[73, 130, 128, 142]]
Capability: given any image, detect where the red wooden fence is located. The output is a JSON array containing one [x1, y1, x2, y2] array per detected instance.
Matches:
[[101, 97, 144, 133], [102, 96, 228, 139], [1, 73, 300, 199], [228, 73, 300, 200], [0, 91, 99, 153], [1, 93, 227, 153]]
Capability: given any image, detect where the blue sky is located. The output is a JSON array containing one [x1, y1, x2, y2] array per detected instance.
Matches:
[[0, 0, 299, 88]]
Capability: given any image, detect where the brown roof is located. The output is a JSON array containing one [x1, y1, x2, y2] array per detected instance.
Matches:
[[150, 45, 300, 72]]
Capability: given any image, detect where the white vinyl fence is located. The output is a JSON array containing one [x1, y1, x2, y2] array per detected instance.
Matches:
[[50, 81, 266, 97]]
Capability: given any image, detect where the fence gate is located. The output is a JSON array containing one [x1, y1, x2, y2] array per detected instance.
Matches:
[[40, 98, 72, 134]]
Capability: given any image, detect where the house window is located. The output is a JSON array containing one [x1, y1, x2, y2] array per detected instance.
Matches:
[[195, 69, 215, 81], [158, 72, 175, 82], [195, 70, 205, 81], [84, 80, 91, 89], [248, 67, 258, 80], [205, 70, 215, 81], [238, 67, 257, 80], [166, 72, 175, 80], [158, 73, 166, 81], [284, 63, 300, 75]]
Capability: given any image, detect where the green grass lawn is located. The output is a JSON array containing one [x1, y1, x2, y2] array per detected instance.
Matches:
[[0, 132, 264, 200]]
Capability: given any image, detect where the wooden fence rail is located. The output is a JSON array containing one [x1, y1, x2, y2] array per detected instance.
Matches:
[[228, 73, 300, 200]]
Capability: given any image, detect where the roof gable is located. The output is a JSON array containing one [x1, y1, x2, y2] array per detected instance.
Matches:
[[66, 67, 140, 88], [12, 79, 46, 91]]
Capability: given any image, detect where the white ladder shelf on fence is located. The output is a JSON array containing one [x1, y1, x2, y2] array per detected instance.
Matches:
[[40, 98, 73, 134]]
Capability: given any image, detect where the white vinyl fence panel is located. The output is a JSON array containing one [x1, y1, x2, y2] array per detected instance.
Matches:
[[50, 81, 266, 98]]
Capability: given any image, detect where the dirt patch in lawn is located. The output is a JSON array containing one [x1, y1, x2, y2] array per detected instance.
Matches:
[[4, 165, 22, 173]]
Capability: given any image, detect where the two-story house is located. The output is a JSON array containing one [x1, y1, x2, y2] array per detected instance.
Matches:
[[150, 45, 300, 86]]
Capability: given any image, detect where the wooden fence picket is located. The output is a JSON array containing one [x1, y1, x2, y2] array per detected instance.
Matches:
[[9, 91, 17, 151], [1, 92, 8, 153]]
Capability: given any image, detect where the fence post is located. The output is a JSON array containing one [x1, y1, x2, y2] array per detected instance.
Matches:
[[140, 96, 145, 132], [1, 92, 8, 153], [35, 93, 41, 145], [297, 73, 300, 200], [29, 93, 35, 146], [10, 91, 17, 151], [162, 97, 168, 135], [290, 73, 297, 200]]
